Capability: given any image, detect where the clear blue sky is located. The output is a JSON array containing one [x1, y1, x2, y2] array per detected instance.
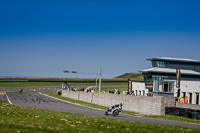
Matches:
[[1, 0, 200, 78]]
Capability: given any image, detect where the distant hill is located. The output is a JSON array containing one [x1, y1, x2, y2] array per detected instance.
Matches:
[[113, 73, 144, 81]]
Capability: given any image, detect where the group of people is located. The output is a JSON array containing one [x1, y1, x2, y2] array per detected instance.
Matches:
[[115, 89, 120, 95], [63, 86, 77, 92], [126, 91, 134, 95], [108, 89, 114, 93], [179, 96, 188, 103], [108, 89, 120, 95]]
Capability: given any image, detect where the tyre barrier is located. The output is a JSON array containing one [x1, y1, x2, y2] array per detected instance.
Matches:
[[165, 107, 200, 120]]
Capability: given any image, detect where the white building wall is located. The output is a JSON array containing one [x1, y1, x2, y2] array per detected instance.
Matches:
[[167, 79, 200, 105], [165, 79, 200, 105], [132, 80, 200, 105], [179, 80, 200, 92], [132, 82, 147, 96], [179, 80, 200, 105]]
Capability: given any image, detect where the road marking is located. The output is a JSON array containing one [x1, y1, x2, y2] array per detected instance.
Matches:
[[39, 92, 104, 111], [5, 92, 13, 104]]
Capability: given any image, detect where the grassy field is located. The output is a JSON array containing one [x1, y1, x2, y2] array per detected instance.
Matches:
[[0, 82, 62, 87], [101, 87, 127, 93], [0, 82, 128, 94], [0, 100, 199, 133], [0, 81, 127, 87], [114, 73, 144, 81]]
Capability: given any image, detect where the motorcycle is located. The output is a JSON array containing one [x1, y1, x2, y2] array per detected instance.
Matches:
[[105, 103, 123, 116]]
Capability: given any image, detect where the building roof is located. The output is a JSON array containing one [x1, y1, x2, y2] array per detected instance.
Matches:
[[140, 67, 200, 76], [147, 57, 200, 64]]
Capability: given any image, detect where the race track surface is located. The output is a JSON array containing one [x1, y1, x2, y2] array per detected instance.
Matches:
[[6, 92, 200, 129]]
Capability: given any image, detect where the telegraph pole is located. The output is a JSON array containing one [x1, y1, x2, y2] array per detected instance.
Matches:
[[99, 67, 102, 93]]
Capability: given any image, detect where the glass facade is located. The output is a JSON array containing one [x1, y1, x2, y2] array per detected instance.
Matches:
[[152, 61, 170, 68], [143, 73, 152, 84], [144, 73, 176, 86], [143, 58, 200, 97], [144, 72, 200, 87], [153, 80, 174, 93], [151, 60, 200, 72]]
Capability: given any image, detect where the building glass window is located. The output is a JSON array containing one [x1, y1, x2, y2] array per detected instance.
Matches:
[[143, 73, 153, 87], [152, 61, 157, 67], [189, 93, 192, 104], [169, 82, 174, 93], [158, 82, 163, 92], [164, 82, 168, 92], [182, 92, 186, 98], [157, 61, 165, 68], [153, 80, 174, 93], [152, 61, 170, 68], [196, 93, 199, 105]]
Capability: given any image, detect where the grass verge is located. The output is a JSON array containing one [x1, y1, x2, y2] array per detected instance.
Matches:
[[0, 100, 200, 133]]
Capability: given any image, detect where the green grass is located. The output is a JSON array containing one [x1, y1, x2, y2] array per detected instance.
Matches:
[[114, 73, 144, 81], [0, 82, 127, 87], [143, 115, 200, 125], [101, 87, 127, 93], [89, 87, 127, 93], [0, 89, 35, 92], [0, 100, 199, 133], [0, 82, 62, 87], [43, 92, 200, 125]]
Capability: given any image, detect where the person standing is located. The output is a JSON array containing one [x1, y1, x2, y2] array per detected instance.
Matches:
[[117, 89, 120, 95], [115, 89, 118, 94], [180, 97, 185, 103], [184, 96, 188, 103]]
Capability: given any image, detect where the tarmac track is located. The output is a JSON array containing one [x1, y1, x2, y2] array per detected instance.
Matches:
[[5, 92, 200, 129]]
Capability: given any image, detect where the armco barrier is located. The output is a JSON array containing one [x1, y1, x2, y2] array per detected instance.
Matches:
[[62, 90, 175, 115]]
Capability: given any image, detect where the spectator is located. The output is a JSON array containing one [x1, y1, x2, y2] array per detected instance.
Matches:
[[127, 91, 130, 95], [180, 97, 185, 103], [184, 96, 188, 103], [115, 89, 118, 94], [19, 89, 23, 92], [108, 89, 114, 94], [117, 89, 120, 95]]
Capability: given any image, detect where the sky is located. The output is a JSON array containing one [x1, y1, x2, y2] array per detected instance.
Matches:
[[1, 0, 200, 79]]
